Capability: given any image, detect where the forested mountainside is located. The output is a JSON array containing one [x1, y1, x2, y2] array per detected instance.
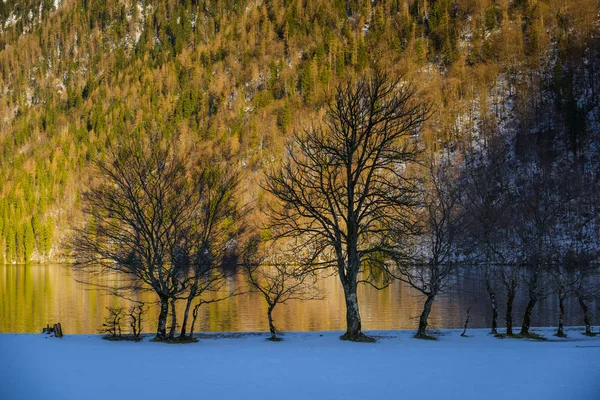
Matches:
[[0, 0, 598, 263]]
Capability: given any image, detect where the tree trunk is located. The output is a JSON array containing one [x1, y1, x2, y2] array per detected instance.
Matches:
[[340, 280, 371, 341], [179, 294, 194, 339], [156, 296, 169, 340], [506, 286, 515, 336], [484, 270, 498, 334], [267, 305, 278, 340], [577, 292, 592, 335], [339, 219, 372, 342], [416, 294, 436, 339], [461, 308, 470, 337], [189, 303, 201, 338], [179, 278, 200, 339], [520, 295, 538, 336], [168, 298, 177, 339], [521, 269, 540, 336], [556, 291, 566, 337]]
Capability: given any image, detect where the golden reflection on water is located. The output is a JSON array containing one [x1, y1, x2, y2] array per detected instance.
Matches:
[[0, 264, 570, 334]]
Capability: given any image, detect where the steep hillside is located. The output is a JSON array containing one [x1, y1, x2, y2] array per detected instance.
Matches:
[[0, 0, 599, 263]]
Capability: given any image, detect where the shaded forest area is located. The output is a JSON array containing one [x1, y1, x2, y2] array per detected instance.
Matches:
[[0, 0, 599, 266]]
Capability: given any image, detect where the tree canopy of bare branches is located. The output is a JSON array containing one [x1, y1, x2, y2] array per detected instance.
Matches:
[[264, 70, 429, 341], [176, 165, 243, 340]]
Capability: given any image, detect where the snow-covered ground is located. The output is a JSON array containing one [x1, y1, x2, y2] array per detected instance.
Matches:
[[1, 328, 599, 400]]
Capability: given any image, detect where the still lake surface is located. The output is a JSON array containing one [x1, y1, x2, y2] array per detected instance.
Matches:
[[0, 264, 596, 334]]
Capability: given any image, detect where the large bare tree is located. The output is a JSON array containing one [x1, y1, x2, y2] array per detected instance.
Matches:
[[264, 71, 429, 341]]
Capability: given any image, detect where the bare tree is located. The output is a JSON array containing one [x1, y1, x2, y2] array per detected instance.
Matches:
[[549, 185, 600, 338], [264, 71, 429, 341], [395, 158, 467, 339], [479, 162, 522, 336], [242, 239, 321, 341], [511, 164, 577, 337], [71, 138, 243, 341], [128, 304, 146, 341], [547, 247, 598, 339], [177, 166, 242, 340], [498, 265, 520, 336], [71, 139, 195, 340], [575, 268, 598, 336], [547, 263, 576, 338], [569, 177, 600, 336], [101, 307, 125, 339], [186, 284, 237, 338], [462, 139, 510, 335]]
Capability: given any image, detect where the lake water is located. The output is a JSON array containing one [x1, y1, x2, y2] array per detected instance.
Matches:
[[0, 264, 596, 334]]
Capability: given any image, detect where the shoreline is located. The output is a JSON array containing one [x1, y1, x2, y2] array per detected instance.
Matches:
[[1, 325, 597, 340], [1, 325, 598, 337]]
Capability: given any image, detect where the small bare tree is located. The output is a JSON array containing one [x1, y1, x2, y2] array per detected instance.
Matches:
[[187, 288, 236, 338], [242, 239, 321, 341], [395, 158, 467, 339], [264, 70, 429, 341], [101, 307, 125, 339], [128, 304, 146, 341]]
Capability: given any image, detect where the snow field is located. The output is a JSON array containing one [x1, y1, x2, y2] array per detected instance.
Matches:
[[0, 327, 599, 400]]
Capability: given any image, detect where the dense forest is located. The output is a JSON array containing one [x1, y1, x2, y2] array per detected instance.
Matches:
[[0, 0, 599, 263]]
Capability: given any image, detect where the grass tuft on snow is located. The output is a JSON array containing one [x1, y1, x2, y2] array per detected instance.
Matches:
[[150, 336, 199, 344], [339, 332, 376, 342], [493, 332, 548, 341], [102, 334, 144, 342], [413, 333, 438, 340]]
